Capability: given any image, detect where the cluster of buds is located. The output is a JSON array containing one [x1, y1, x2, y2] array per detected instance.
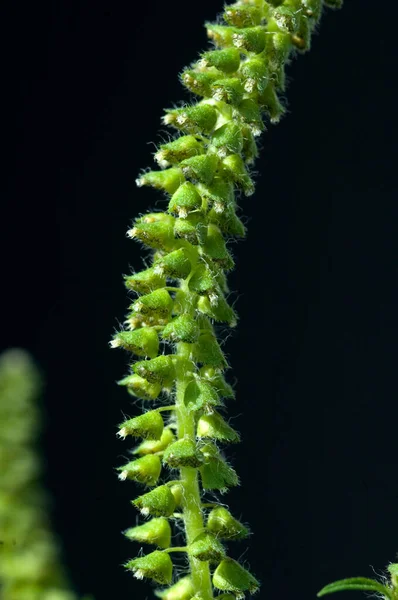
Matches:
[[113, 0, 340, 598]]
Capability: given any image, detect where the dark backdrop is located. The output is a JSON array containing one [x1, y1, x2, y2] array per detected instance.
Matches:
[[2, 1, 398, 599]]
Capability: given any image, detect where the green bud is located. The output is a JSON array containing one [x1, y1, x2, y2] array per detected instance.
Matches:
[[264, 31, 291, 90], [155, 248, 191, 279], [170, 483, 183, 508], [211, 122, 243, 156], [125, 267, 166, 295], [118, 410, 164, 440], [211, 77, 244, 105], [184, 377, 221, 413], [189, 263, 215, 294], [162, 315, 200, 343], [111, 328, 159, 358], [205, 23, 235, 48], [199, 177, 235, 213], [136, 168, 185, 194], [134, 355, 175, 387], [207, 506, 249, 540], [174, 212, 207, 245], [131, 289, 173, 320], [118, 373, 162, 401], [271, 6, 299, 33], [200, 445, 238, 491], [181, 69, 221, 98], [292, 14, 311, 52], [163, 437, 203, 468], [207, 205, 246, 238], [200, 48, 241, 73], [200, 366, 235, 399], [259, 83, 285, 124], [188, 532, 225, 562], [168, 181, 203, 217], [242, 124, 259, 162], [301, 0, 323, 19], [240, 58, 269, 94], [125, 550, 173, 585], [155, 577, 194, 600], [224, 5, 262, 28], [129, 213, 175, 252], [232, 26, 266, 54], [180, 154, 218, 186], [202, 224, 234, 270], [197, 293, 237, 326], [133, 485, 176, 517], [193, 333, 228, 369], [117, 454, 162, 486], [236, 98, 264, 135], [213, 558, 259, 595], [124, 517, 171, 549], [221, 153, 254, 195], [133, 427, 175, 456], [163, 103, 218, 134], [197, 411, 240, 443], [155, 136, 204, 168]]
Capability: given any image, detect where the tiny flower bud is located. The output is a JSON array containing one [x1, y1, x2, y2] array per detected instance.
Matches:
[[155, 577, 194, 600], [292, 14, 311, 52], [117, 454, 162, 486], [162, 315, 200, 343], [118, 410, 164, 441], [133, 485, 176, 517], [205, 23, 235, 48], [200, 366, 235, 399], [197, 293, 237, 326], [232, 26, 266, 54], [174, 212, 207, 245], [130, 213, 175, 251], [211, 78, 244, 105], [155, 136, 204, 167], [125, 267, 166, 295], [163, 437, 203, 468], [224, 5, 262, 28], [388, 564, 398, 588], [180, 154, 218, 186], [236, 98, 264, 135], [200, 48, 241, 73], [211, 122, 243, 156], [302, 0, 322, 19], [118, 373, 162, 401], [212, 558, 259, 596], [240, 58, 269, 94], [206, 506, 249, 540], [133, 427, 175, 456], [125, 550, 173, 585], [168, 182, 203, 217], [184, 377, 221, 413], [242, 124, 259, 162], [188, 532, 225, 562], [221, 154, 254, 196], [163, 104, 217, 134], [259, 84, 285, 124], [112, 328, 159, 358], [200, 445, 238, 491], [271, 6, 299, 33], [181, 69, 221, 98], [131, 289, 173, 320], [188, 263, 216, 294], [137, 168, 185, 194], [154, 248, 191, 279], [207, 206, 246, 237], [134, 355, 176, 387], [197, 412, 240, 443], [202, 224, 234, 270], [124, 517, 171, 549], [193, 334, 228, 370], [199, 177, 235, 212]]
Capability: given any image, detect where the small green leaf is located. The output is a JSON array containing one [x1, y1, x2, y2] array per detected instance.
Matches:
[[317, 577, 394, 599]]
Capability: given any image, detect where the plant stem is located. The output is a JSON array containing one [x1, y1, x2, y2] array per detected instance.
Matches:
[[175, 340, 213, 600]]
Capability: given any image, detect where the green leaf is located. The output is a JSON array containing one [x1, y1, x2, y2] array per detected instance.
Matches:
[[317, 578, 394, 599]]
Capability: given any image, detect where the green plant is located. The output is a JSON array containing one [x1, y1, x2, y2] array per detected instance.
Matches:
[[112, 1, 342, 598], [317, 563, 398, 600]]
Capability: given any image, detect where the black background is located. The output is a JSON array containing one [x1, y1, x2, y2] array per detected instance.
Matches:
[[2, 1, 398, 599]]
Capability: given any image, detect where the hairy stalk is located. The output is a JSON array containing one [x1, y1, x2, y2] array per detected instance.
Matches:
[[112, 1, 342, 598]]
